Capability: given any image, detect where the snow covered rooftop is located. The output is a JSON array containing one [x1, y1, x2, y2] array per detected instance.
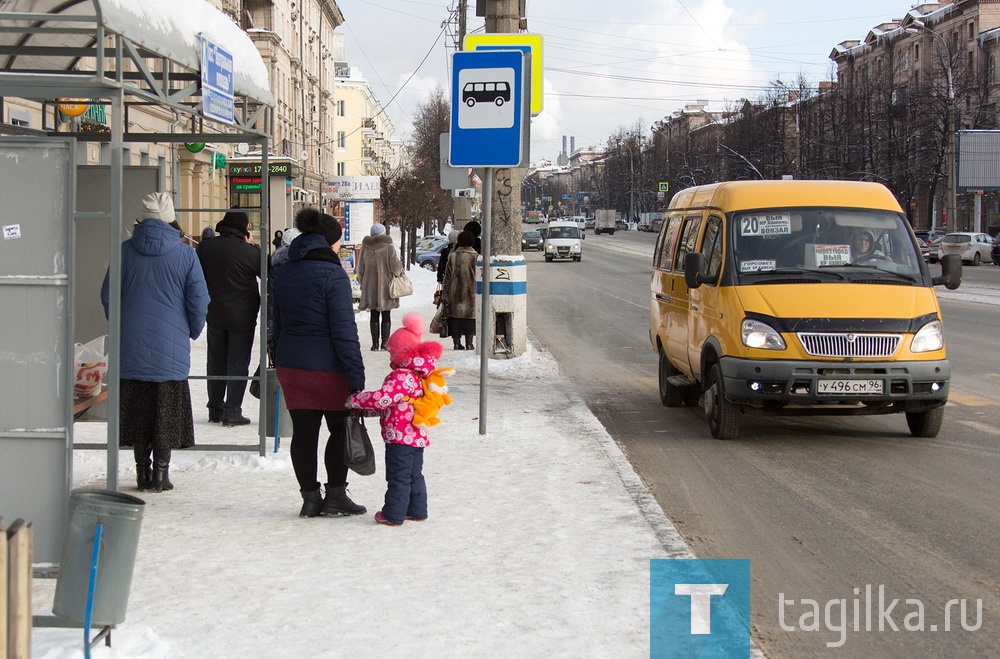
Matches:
[[0, 0, 273, 106]]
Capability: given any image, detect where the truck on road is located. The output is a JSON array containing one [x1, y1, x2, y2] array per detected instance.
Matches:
[[595, 209, 616, 235]]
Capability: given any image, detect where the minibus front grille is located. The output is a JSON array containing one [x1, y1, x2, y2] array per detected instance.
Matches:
[[796, 332, 902, 358]]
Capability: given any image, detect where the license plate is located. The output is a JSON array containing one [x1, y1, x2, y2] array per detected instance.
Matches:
[[817, 379, 884, 395]]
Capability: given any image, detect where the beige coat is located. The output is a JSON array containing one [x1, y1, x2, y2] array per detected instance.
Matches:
[[357, 234, 403, 311], [442, 246, 478, 319]]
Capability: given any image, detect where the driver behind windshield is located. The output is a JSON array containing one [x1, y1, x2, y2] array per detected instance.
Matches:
[[851, 229, 891, 261]]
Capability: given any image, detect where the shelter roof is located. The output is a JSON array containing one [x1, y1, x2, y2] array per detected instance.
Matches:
[[0, 0, 273, 106]]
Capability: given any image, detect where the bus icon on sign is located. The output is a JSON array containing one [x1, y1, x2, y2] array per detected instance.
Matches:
[[463, 81, 510, 107]]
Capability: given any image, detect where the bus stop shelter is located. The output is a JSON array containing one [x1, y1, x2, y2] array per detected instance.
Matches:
[[0, 0, 275, 562]]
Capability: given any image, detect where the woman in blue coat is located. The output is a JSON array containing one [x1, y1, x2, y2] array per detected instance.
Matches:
[[102, 192, 209, 493], [272, 208, 366, 518]]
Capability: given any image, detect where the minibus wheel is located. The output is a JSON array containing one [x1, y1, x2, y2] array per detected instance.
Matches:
[[705, 363, 740, 439], [906, 407, 944, 437], [658, 353, 686, 407]]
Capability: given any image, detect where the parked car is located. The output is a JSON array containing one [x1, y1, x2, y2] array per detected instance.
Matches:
[[916, 237, 930, 262], [914, 229, 946, 244], [615, 219, 629, 231], [927, 236, 943, 263], [416, 241, 448, 270], [415, 235, 448, 252], [939, 232, 993, 265], [521, 230, 543, 251], [992, 235, 1000, 265]]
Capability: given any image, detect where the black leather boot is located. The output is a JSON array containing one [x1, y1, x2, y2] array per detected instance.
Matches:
[[152, 449, 174, 493], [323, 483, 366, 516], [465, 336, 475, 351], [300, 486, 323, 518], [380, 320, 391, 351], [134, 443, 152, 491], [370, 320, 380, 351]]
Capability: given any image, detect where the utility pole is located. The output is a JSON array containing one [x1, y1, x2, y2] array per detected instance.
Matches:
[[484, 0, 524, 256]]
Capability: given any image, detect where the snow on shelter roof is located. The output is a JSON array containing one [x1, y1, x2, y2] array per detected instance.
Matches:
[[0, 0, 273, 106]]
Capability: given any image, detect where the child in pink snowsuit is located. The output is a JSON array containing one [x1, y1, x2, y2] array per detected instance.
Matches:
[[347, 313, 442, 526]]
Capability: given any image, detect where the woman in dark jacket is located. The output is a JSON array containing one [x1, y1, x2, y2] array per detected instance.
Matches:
[[101, 192, 209, 493], [272, 208, 367, 518], [442, 230, 479, 350]]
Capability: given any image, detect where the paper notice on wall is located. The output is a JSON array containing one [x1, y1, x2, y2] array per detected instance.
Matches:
[[344, 201, 374, 246], [3, 224, 21, 240]]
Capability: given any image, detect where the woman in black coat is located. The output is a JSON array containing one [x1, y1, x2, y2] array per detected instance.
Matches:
[[272, 209, 366, 518]]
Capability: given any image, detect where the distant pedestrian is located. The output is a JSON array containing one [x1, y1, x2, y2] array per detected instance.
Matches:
[[272, 208, 367, 518], [464, 220, 482, 254], [200, 226, 216, 243], [272, 229, 284, 250], [357, 223, 404, 351], [436, 229, 460, 286], [348, 313, 451, 526], [196, 208, 262, 426], [442, 230, 478, 350], [101, 192, 209, 493]]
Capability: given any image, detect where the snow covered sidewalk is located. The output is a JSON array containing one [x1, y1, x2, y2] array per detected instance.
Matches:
[[33, 260, 687, 658]]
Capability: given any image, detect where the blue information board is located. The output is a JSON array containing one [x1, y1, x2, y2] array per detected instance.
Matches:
[[449, 49, 529, 168], [200, 35, 235, 124]]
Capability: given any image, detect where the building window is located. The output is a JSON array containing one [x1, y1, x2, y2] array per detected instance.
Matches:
[[8, 109, 30, 127], [337, 100, 345, 117], [337, 162, 345, 176], [337, 131, 346, 149]]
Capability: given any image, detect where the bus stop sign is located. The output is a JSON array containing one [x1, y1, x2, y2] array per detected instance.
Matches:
[[449, 49, 529, 168]]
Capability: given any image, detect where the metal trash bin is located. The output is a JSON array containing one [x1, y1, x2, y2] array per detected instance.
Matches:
[[53, 489, 145, 625], [263, 367, 293, 438]]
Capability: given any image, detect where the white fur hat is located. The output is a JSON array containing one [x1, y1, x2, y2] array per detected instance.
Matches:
[[142, 192, 175, 224], [281, 227, 301, 246]]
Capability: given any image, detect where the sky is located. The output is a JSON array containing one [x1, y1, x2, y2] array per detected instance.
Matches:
[[335, 0, 917, 163]]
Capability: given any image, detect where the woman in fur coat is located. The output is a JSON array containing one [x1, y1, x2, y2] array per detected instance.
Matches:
[[357, 223, 404, 351], [441, 230, 478, 350]]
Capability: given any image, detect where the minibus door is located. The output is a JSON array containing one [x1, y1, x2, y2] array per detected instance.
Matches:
[[665, 215, 702, 373]]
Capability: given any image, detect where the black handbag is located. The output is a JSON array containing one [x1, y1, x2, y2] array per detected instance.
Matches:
[[249, 364, 261, 399], [343, 413, 376, 476]]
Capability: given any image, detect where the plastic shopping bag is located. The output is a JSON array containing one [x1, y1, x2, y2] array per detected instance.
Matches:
[[74, 335, 108, 399]]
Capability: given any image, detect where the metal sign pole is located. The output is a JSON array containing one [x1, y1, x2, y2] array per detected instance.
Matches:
[[479, 168, 492, 435]]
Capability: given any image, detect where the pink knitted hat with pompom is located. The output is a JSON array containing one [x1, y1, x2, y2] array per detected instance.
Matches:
[[386, 313, 443, 367]]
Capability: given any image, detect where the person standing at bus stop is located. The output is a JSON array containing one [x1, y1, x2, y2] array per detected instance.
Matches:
[[196, 208, 262, 426], [102, 192, 209, 492]]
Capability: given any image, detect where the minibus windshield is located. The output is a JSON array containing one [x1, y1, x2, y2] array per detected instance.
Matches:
[[731, 208, 923, 282]]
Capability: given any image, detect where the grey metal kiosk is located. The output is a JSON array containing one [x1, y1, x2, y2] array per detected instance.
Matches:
[[0, 0, 275, 584]]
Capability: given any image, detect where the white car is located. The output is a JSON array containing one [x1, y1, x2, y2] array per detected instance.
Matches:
[[939, 232, 993, 265], [543, 221, 583, 262]]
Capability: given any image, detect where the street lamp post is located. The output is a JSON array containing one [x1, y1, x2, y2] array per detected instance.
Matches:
[[909, 21, 958, 232]]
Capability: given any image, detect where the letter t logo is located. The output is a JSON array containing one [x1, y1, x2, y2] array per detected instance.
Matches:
[[675, 583, 729, 634]]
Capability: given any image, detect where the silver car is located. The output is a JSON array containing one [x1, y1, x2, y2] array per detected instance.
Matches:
[[939, 232, 993, 265]]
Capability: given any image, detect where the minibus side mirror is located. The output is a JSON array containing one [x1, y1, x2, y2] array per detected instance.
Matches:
[[684, 252, 708, 289], [932, 254, 962, 290]]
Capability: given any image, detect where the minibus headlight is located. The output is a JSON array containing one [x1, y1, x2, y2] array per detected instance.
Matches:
[[911, 321, 944, 353], [742, 319, 786, 350]]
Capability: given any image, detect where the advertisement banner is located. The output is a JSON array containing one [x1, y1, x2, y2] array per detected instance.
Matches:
[[328, 176, 381, 201]]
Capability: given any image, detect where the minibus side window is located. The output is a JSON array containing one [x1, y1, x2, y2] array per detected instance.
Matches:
[[654, 216, 682, 270], [701, 216, 723, 280], [674, 216, 702, 272]]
